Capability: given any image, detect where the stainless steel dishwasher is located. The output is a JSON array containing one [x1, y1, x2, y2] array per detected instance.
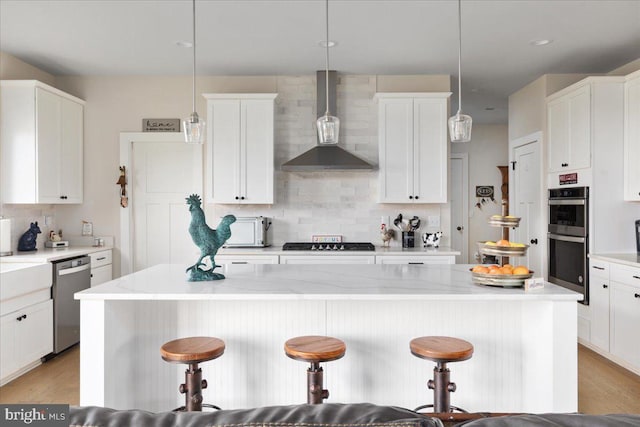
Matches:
[[52, 255, 91, 354]]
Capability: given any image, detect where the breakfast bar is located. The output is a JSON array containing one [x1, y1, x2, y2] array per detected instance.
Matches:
[[75, 263, 581, 413]]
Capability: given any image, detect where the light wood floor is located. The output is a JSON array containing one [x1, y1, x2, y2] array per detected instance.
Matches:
[[1, 344, 639, 414]]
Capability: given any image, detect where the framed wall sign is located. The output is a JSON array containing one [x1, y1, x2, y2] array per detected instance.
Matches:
[[559, 173, 578, 185], [142, 118, 180, 132], [475, 186, 494, 198]]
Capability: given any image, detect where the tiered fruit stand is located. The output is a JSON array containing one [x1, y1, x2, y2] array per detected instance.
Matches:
[[471, 204, 533, 287]]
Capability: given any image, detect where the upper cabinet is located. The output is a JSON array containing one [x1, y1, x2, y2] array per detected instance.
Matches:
[[547, 84, 591, 173], [1, 80, 85, 204], [204, 94, 277, 204], [375, 93, 451, 204], [624, 70, 640, 201]]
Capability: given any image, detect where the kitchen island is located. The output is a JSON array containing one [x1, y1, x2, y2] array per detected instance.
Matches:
[[76, 263, 581, 413]]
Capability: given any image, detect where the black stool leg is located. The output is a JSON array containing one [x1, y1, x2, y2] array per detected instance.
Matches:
[[179, 362, 207, 411], [415, 361, 467, 413], [307, 362, 329, 404]]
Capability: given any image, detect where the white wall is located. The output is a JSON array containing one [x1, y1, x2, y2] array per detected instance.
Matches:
[[451, 125, 509, 263]]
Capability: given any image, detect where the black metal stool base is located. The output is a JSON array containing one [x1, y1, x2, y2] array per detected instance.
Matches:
[[307, 362, 329, 404], [174, 362, 221, 412], [414, 361, 468, 413]]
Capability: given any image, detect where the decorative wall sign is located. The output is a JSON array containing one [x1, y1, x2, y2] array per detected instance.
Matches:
[[475, 186, 494, 198], [559, 173, 578, 185], [142, 118, 180, 132]]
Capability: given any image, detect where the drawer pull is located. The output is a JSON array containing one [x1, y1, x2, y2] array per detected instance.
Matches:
[[593, 266, 605, 270], [635, 293, 640, 299], [96, 257, 106, 261], [633, 275, 640, 280], [408, 262, 424, 265], [602, 284, 608, 289], [231, 261, 248, 264]]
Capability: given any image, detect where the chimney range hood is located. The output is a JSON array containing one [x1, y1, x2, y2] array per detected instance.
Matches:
[[281, 71, 374, 171]]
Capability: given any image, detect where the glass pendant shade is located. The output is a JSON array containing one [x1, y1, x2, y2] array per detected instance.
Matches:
[[448, 111, 473, 143], [183, 112, 206, 144], [316, 113, 340, 145]]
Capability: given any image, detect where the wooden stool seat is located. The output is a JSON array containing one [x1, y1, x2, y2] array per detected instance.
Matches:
[[410, 336, 473, 363], [161, 337, 225, 364], [285, 335, 346, 363]]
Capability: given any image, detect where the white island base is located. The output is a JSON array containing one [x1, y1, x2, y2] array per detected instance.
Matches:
[[76, 264, 580, 413]]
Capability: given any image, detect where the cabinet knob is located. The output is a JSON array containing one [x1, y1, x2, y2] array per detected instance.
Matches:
[[16, 314, 26, 321], [235, 196, 239, 200], [530, 238, 538, 245], [602, 284, 608, 289], [561, 163, 569, 167], [240, 196, 245, 200], [414, 195, 419, 200], [456, 226, 463, 231], [635, 293, 640, 299], [409, 196, 413, 200]]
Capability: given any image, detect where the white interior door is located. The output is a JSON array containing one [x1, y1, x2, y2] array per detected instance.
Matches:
[[512, 140, 543, 275], [450, 154, 469, 263], [120, 133, 202, 274]]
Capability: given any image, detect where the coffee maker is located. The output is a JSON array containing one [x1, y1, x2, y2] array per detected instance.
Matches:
[[636, 220, 640, 254]]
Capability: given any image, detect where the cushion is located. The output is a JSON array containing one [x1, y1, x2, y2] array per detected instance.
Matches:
[[457, 413, 640, 427]]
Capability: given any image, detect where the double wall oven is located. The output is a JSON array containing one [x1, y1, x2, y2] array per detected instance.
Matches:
[[548, 187, 589, 304]]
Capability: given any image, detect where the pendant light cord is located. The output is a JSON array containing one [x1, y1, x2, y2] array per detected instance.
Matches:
[[324, 0, 330, 116], [456, 0, 462, 114], [192, 0, 197, 114]]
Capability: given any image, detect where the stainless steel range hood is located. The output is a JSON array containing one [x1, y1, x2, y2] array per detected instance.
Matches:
[[281, 71, 374, 171]]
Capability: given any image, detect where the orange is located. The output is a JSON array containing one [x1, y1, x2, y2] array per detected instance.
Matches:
[[472, 265, 489, 274], [503, 264, 513, 269], [501, 266, 514, 275], [496, 239, 511, 247], [513, 266, 530, 275], [488, 268, 503, 275]]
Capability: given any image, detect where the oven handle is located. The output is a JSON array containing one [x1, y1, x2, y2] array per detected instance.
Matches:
[[549, 199, 586, 205], [548, 233, 586, 243]]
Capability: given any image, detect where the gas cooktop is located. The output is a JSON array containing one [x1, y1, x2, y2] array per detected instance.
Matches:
[[282, 242, 375, 251]]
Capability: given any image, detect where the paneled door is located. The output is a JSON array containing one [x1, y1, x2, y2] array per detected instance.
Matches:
[[120, 133, 202, 274], [512, 138, 543, 276], [450, 153, 469, 263]]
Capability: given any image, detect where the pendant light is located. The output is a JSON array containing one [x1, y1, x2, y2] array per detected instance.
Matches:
[[448, 0, 472, 143], [316, 0, 339, 145], [183, 0, 205, 144]]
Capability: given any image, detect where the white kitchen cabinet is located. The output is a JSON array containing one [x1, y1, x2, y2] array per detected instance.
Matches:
[[216, 255, 279, 265], [90, 249, 113, 287], [375, 255, 455, 265], [375, 93, 451, 203], [588, 261, 610, 351], [279, 255, 376, 264], [0, 80, 85, 204], [624, 70, 640, 201], [1, 299, 53, 385], [204, 94, 277, 204], [609, 263, 640, 370], [547, 84, 591, 173]]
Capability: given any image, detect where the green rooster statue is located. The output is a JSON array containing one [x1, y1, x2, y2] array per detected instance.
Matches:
[[185, 194, 236, 281]]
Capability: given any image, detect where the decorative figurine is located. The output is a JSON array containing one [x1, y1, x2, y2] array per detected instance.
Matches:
[[18, 222, 41, 252], [380, 223, 394, 247], [185, 194, 236, 281], [422, 231, 443, 248]]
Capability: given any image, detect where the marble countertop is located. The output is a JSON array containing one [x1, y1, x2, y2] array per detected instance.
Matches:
[[0, 246, 112, 263], [589, 253, 640, 268], [219, 246, 460, 256], [75, 263, 580, 302]]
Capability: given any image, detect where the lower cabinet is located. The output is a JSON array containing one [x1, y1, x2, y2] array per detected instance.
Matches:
[[0, 299, 53, 385], [589, 262, 610, 351], [375, 255, 455, 265], [279, 255, 376, 264], [90, 250, 113, 287]]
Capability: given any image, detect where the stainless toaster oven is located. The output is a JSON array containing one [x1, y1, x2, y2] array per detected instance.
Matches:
[[224, 216, 271, 247]]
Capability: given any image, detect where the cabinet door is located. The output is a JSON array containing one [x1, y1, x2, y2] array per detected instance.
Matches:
[[242, 100, 274, 204], [36, 88, 62, 203], [624, 74, 640, 201], [208, 99, 241, 203], [567, 85, 591, 171], [378, 98, 414, 203], [0, 311, 18, 381], [413, 98, 447, 203], [610, 281, 640, 369], [589, 274, 610, 351], [91, 264, 113, 287], [19, 300, 53, 366], [59, 97, 83, 203], [547, 97, 570, 173]]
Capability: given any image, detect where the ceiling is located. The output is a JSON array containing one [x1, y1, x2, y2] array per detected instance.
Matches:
[[1, 0, 639, 124]]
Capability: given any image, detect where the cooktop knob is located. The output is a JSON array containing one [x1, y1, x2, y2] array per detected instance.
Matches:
[[339, 244, 345, 250], [311, 245, 317, 250], [332, 244, 338, 250]]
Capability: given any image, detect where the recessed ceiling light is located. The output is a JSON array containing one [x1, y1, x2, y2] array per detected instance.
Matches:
[[176, 41, 193, 48], [318, 40, 337, 48], [529, 39, 553, 46]]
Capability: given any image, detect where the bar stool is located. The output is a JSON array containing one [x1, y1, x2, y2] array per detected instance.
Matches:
[[160, 336, 225, 411], [284, 335, 346, 404], [410, 336, 474, 413]]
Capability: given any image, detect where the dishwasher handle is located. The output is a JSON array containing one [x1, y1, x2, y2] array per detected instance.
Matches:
[[58, 263, 90, 276]]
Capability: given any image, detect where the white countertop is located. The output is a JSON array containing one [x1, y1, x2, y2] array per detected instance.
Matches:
[[0, 246, 112, 263], [75, 263, 580, 302], [590, 253, 640, 268], [220, 245, 460, 256]]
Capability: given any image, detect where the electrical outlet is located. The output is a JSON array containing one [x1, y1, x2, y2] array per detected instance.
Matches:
[[427, 215, 440, 227], [44, 215, 53, 226]]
